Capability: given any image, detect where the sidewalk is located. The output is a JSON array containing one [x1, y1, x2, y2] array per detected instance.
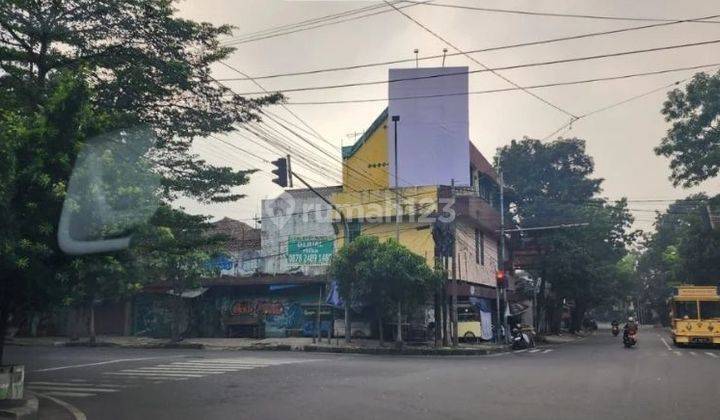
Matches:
[[8, 335, 506, 356], [0, 392, 38, 420], [537, 332, 589, 345]]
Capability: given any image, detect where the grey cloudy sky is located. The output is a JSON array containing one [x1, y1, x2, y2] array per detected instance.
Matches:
[[174, 0, 720, 232]]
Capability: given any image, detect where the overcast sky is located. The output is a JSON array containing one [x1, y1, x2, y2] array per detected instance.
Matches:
[[174, 0, 720, 233]]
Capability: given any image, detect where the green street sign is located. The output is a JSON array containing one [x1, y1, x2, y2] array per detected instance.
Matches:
[[287, 236, 333, 266]]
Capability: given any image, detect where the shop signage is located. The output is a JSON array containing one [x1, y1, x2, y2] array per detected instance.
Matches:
[[287, 236, 333, 265]]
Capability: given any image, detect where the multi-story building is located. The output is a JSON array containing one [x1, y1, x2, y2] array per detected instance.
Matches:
[[331, 67, 515, 340]]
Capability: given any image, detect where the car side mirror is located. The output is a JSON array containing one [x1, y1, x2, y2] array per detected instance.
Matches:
[[58, 126, 160, 255]]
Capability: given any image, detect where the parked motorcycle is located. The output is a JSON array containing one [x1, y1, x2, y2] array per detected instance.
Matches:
[[623, 331, 637, 348], [511, 325, 534, 350], [612, 325, 620, 337]]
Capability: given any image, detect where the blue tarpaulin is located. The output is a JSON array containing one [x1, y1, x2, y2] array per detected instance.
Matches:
[[325, 280, 343, 307]]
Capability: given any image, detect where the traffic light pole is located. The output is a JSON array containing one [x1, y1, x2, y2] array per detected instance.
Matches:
[[290, 169, 352, 344]]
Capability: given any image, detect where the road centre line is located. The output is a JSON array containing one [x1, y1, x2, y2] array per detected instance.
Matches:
[[705, 352, 718, 358]]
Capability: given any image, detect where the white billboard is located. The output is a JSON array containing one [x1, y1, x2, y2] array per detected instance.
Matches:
[[388, 67, 470, 187]]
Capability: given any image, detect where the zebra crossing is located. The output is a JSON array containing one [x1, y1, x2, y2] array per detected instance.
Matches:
[[662, 349, 720, 358], [27, 357, 314, 399]]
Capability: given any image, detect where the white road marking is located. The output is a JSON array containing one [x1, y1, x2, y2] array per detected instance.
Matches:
[[34, 392, 87, 420], [124, 366, 236, 373], [27, 381, 112, 387], [542, 349, 553, 354], [690, 351, 698, 356], [705, 352, 718, 358], [169, 362, 269, 368], [513, 349, 528, 353], [105, 371, 203, 378], [674, 351, 682, 356], [659, 337, 672, 351], [35, 356, 177, 372], [27, 386, 118, 393], [40, 391, 95, 398], [529, 349, 540, 353]]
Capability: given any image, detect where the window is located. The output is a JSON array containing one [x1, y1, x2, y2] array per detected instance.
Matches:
[[475, 229, 484, 265], [674, 301, 698, 319], [700, 301, 720, 319]]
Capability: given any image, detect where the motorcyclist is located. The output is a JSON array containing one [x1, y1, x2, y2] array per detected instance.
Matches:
[[623, 317, 638, 340], [611, 320, 619, 328]]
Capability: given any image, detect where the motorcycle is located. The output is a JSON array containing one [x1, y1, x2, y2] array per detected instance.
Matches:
[[612, 325, 620, 337], [511, 326, 534, 350], [623, 331, 637, 348]]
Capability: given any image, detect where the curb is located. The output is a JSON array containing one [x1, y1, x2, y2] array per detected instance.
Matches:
[[0, 393, 39, 420]]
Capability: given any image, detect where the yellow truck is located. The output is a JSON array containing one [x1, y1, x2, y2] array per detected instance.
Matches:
[[670, 286, 720, 346]]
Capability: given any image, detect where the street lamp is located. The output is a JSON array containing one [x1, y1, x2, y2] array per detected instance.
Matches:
[[391, 115, 402, 345]]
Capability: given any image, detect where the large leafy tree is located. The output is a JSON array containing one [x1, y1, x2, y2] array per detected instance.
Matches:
[[0, 0, 279, 201], [330, 236, 434, 345], [0, 1, 279, 361], [656, 70, 720, 187], [498, 138, 635, 333], [637, 194, 720, 324], [133, 205, 225, 341]]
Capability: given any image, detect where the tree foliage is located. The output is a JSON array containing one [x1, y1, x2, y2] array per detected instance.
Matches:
[[330, 236, 434, 342], [0, 0, 281, 202], [637, 194, 720, 324], [0, 1, 277, 359], [656, 70, 720, 187], [498, 138, 636, 332]]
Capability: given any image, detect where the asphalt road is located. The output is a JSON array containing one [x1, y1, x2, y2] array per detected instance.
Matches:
[[6, 328, 720, 420]]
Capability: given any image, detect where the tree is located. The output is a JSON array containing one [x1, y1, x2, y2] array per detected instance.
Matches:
[[0, 1, 279, 362], [371, 240, 433, 345], [329, 236, 381, 344], [637, 194, 720, 324], [498, 138, 636, 333], [0, 73, 100, 364], [0, 0, 280, 202], [132, 205, 224, 341], [655, 70, 720, 187], [330, 236, 434, 345]]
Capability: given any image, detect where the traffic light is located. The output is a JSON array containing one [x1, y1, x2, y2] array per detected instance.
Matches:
[[271, 157, 288, 187], [496, 270, 506, 288]]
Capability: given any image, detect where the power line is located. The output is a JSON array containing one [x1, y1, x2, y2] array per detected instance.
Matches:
[[223, 1, 398, 42], [220, 13, 720, 82], [388, 0, 575, 118], [222, 38, 720, 94], [541, 64, 720, 140], [407, 1, 720, 24], [284, 62, 720, 105], [217, 62, 405, 196], [221, 1, 430, 47]]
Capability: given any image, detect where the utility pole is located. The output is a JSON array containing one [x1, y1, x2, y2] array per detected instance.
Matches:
[[499, 168, 509, 343], [495, 160, 504, 344], [451, 179, 458, 347], [290, 169, 352, 344], [392, 115, 402, 345]]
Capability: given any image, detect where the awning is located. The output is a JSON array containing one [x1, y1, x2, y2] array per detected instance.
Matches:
[[166, 287, 208, 298]]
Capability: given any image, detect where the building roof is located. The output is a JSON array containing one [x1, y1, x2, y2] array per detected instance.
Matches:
[[342, 108, 388, 159], [211, 217, 261, 251], [470, 142, 498, 182], [202, 273, 327, 287]]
